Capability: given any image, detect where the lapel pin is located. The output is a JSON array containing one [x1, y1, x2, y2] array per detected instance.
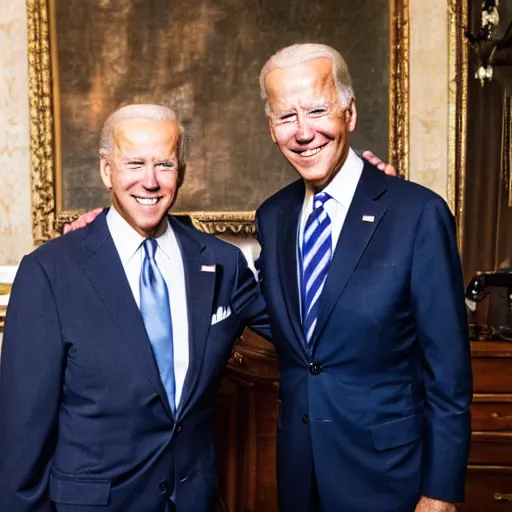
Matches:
[[201, 264, 216, 272], [362, 215, 375, 223]]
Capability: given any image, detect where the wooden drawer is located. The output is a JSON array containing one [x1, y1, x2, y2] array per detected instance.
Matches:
[[459, 466, 512, 512], [472, 395, 512, 430], [227, 330, 279, 383], [472, 358, 512, 393], [470, 433, 512, 465]]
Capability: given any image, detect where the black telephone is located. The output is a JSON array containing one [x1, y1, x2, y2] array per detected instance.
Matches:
[[466, 270, 512, 341]]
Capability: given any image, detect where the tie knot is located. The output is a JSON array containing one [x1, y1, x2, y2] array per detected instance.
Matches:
[[143, 238, 158, 260], [313, 191, 330, 210]]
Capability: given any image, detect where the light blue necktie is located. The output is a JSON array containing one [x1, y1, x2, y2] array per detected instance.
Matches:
[[140, 238, 176, 415], [301, 192, 332, 344]]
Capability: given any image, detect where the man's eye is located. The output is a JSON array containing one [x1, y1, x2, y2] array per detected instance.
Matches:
[[157, 162, 176, 170], [127, 161, 143, 168], [278, 114, 296, 123], [310, 108, 327, 115]]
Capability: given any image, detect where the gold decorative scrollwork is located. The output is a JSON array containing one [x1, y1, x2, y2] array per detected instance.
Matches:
[[53, 211, 81, 235], [27, 0, 58, 244], [185, 212, 255, 235], [389, 0, 410, 180], [52, 211, 257, 236], [0, 308, 5, 332], [448, 0, 469, 252], [27, 0, 411, 241]]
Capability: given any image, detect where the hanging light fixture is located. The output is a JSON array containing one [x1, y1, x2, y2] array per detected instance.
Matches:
[[465, 0, 512, 86]]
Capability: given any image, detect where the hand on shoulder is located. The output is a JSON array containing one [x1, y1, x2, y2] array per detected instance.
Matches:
[[63, 207, 103, 234], [361, 151, 397, 176]]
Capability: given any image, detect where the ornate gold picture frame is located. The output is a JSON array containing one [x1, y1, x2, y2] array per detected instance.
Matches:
[[27, 0, 410, 244], [448, 0, 468, 250], [506, 93, 512, 207]]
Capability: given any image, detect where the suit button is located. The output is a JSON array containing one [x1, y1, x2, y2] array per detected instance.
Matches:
[[302, 414, 309, 424], [159, 480, 169, 494], [309, 363, 323, 375], [176, 423, 184, 433]]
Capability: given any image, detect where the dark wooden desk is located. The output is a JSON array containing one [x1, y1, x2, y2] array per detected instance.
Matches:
[[214, 338, 512, 511], [459, 341, 512, 511], [214, 329, 279, 512]]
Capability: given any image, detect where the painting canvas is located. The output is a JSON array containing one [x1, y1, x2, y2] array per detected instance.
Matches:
[[28, 0, 408, 240]]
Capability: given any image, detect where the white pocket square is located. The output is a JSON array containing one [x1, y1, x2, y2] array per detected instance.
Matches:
[[211, 306, 232, 325]]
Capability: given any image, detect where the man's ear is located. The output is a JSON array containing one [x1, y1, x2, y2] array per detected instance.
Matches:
[[268, 117, 277, 144], [100, 157, 113, 190], [345, 99, 358, 133]]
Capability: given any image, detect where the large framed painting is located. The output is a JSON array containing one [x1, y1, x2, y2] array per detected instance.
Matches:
[[27, 0, 409, 243], [506, 93, 512, 207]]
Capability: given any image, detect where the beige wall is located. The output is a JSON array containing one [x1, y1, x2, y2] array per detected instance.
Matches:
[[0, 0, 454, 265], [0, 0, 33, 264], [409, 0, 450, 199]]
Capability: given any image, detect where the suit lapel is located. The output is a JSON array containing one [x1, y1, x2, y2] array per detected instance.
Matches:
[[276, 180, 308, 352], [170, 217, 216, 417], [311, 164, 388, 349], [82, 211, 173, 419]]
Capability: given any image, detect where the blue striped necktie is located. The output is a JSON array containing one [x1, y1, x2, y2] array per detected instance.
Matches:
[[140, 238, 176, 415], [301, 191, 332, 344]]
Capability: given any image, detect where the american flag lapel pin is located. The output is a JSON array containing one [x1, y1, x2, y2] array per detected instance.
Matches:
[[201, 264, 216, 272], [362, 215, 375, 223]]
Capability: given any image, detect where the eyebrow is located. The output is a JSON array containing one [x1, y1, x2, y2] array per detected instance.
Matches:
[[120, 157, 177, 164], [301, 99, 329, 109], [269, 108, 295, 119], [271, 98, 330, 115]]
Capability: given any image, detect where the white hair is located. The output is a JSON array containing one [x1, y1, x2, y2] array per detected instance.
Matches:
[[259, 43, 355, 116], [99, 104, 187, 187]]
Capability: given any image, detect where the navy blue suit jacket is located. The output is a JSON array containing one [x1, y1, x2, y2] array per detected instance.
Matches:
[[255, 163, 472, 512], [0, 211, 269, 512]]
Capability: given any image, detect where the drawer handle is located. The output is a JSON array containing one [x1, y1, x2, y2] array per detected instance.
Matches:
[[232, 351, 244, 365], [491, 412, 512, 419], [494, 493, 512, 502]]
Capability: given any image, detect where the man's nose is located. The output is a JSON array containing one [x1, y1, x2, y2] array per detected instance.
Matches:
[[142, 167, 159, 189], [295, 116, 314, 143]]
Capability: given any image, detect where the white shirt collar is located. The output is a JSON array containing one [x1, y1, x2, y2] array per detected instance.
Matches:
[[106, 206, 174, 264]]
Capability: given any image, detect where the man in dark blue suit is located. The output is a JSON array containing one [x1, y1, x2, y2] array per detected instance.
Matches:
[[255, 44, 472, 512], [0, 104, 270, 511]]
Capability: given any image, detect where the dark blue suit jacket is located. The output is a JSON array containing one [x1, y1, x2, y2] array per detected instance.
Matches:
[[255, 163, 472, 512], [0, 211, 269, 512]]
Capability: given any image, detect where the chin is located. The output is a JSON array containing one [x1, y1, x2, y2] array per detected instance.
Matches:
[[298, 170, 330, 186], [138, 224, 161, 237], [135, 215, 166, 235]]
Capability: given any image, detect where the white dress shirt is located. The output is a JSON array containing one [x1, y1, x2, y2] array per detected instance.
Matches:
[[107, 207, 189, 407], [298, 147, 363, 301]]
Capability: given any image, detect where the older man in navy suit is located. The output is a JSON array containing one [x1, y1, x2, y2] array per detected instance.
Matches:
[[255, 44, 472, 512], [0, 104, 270, 511]]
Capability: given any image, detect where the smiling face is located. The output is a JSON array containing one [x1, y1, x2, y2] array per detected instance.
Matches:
[[265, 58, 357, 189], [100, 118, 180, 237]]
